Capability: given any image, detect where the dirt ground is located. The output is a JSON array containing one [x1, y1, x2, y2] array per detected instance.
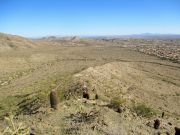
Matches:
[[0, 35, 180, 134]]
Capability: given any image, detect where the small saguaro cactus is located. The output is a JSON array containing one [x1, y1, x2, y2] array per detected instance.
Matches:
[[154, 119, 160, 129], [50, 90, 59, 109], [161, 112, 165, 118], [83, 91, 90, 99], [117, 107, 123, 113], [95, 94, 99, 99], [82, 84, 90, 99], [175, 127, 180, 135]]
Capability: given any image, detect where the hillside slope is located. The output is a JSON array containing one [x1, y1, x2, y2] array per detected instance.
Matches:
[[0, 33, 37, 51], [0, 36, 179, 134], [11, 61, 179, 135]]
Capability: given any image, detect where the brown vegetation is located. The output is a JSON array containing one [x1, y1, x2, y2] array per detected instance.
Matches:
[[0, 33, 180, 134]]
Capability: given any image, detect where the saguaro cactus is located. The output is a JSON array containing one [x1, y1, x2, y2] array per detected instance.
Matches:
[[82, 84, 90, 99], [175, 127, 180, 135], [50, 90, 59, 109], [83, 91, 89, 99], [95, 94, 99, 99], [117, 107, 123, 113], [161, 112, 165, 118], [154, 119, 160, 129]]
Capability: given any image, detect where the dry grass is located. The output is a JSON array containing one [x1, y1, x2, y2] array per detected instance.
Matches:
[[0, 115, 29, 135], [133, 104, 156, 118], [0, 34, 180, 134]]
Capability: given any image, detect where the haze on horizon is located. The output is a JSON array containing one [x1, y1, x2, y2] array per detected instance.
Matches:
[[0, 0, 180, 37]]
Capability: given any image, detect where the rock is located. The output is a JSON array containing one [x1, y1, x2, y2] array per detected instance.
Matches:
[[132, 113, 137, 117], [146, 121, 151, 127], [30, 127, 35, 135], [168, 122, 172, 126]]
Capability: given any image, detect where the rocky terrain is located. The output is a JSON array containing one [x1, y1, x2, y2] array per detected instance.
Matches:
[[0, 33, 180, 135]]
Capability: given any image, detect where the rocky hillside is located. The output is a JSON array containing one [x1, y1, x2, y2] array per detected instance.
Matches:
[[70, 61, 180, 134], [0, 34, 179, 134], [0, 33, 37, 51], [5, 61, 178, 135]]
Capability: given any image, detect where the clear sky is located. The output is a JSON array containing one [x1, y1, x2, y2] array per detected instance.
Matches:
[[0, 0, 180, 37]]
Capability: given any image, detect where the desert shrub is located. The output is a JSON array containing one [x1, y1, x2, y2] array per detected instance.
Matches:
[[64, 111, 99, 134], [0, 96, 23, 119], [170, 58, 179, 63], [133, 104, 156, 117], [0, 115, 30, 135], [64, 81, 83, 99], [107, 97, 125, 113], [110, 97, 126, 108], [175, 92, 180, 96], [159, 57, 167, 60]]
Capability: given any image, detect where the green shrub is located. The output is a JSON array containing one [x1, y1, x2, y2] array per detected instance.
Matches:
[[134, 104, 156, 117], [110, 97, 126, 108]]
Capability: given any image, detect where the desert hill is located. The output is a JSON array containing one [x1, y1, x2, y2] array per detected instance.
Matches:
[[0, 33, 179, 134], [0, 33, 37, 51]]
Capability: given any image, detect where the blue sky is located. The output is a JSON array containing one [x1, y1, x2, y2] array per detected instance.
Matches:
[[0, 0, 180, 37]]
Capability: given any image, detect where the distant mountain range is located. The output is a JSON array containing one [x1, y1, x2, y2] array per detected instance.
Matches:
[[1, 32, 180, 42], [39, 36, 80, 41]]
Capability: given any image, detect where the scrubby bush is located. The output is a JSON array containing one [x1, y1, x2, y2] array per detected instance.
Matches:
[[133, 104, 156, 117], [107, 97, 125, 113], [0, 115, 30, 135], [110, 97, 126, 108]]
